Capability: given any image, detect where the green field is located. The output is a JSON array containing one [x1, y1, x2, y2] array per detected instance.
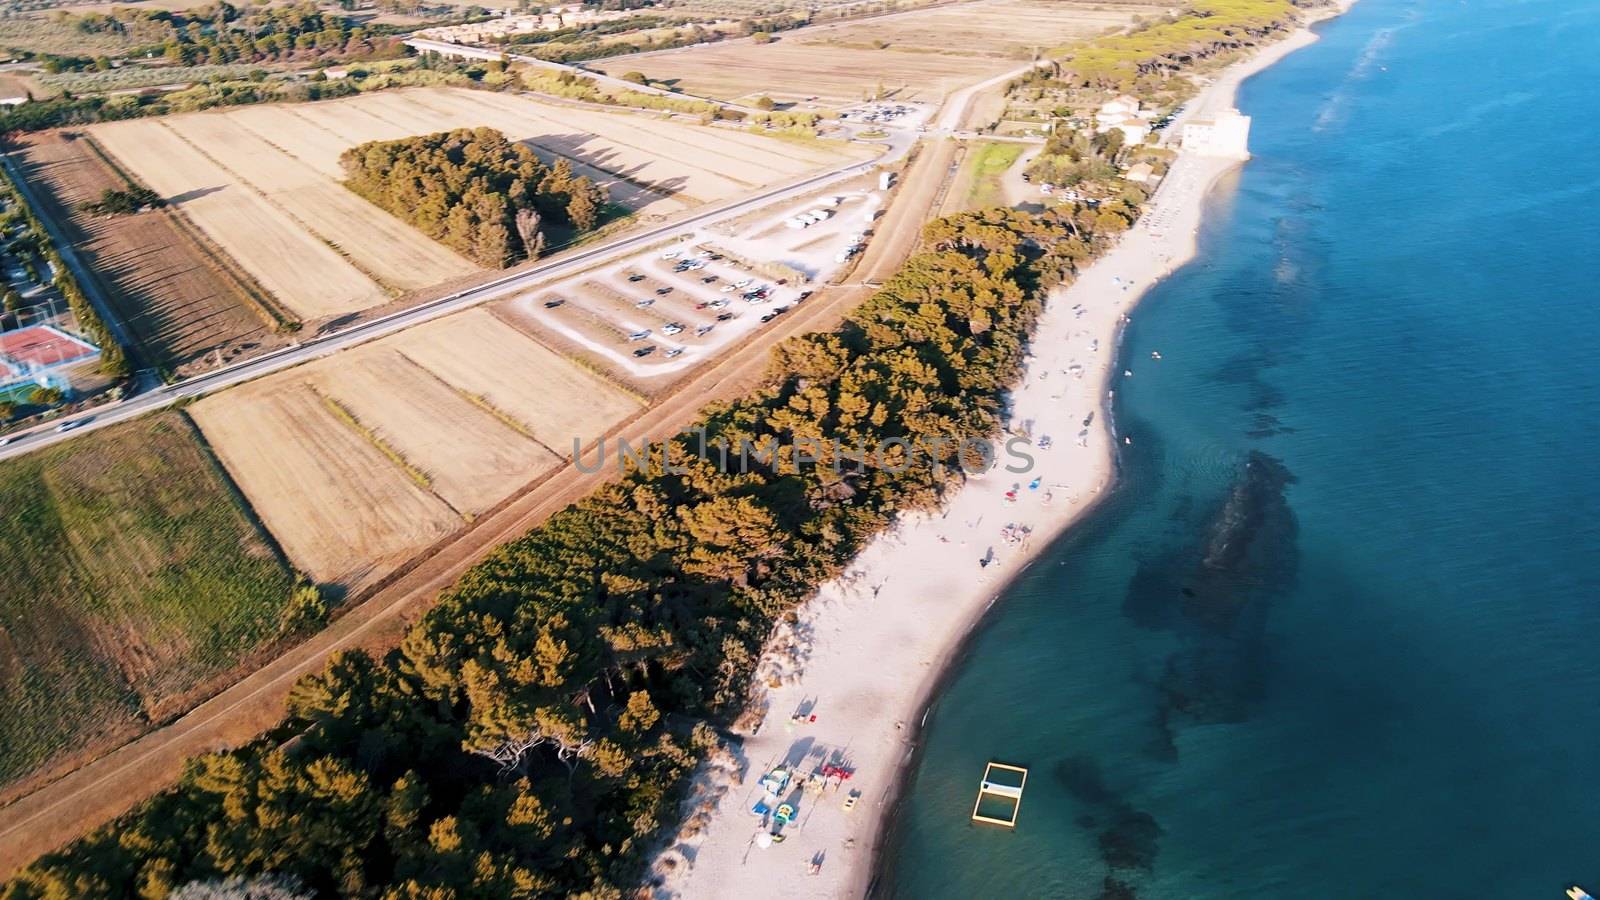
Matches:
[[963, 141, 1026, 210], [0, 412, 294, 787]]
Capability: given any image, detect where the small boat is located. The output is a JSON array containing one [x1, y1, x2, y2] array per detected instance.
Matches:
[[1151, 351, 1162, 360], [1569, 887, 1594, 900]]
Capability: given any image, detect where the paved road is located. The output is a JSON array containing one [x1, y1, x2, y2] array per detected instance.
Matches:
[[0, 126, 912, 463]]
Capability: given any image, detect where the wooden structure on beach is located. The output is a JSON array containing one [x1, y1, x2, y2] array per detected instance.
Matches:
[[970, 761, 1029, 827]]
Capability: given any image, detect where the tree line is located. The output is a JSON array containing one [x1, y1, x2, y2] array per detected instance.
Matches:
[[0, 168, 128, 379], [0, 56, 508, 136], [1, 200, 1137, 898], [1043, 0, 1301, 93], [51, 2, 405, 68], [339, 128, 608, 269]]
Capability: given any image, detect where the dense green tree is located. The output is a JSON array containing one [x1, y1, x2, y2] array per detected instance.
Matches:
[[340, 128, 609, 267]]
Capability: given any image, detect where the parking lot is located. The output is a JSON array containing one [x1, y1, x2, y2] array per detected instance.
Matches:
[[508, 185, 884, 381]]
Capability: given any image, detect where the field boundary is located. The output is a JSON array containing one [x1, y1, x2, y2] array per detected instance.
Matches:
[[174, 408, 295, 576], [75, 133, 299, 335], [391, 349, 563, 458]]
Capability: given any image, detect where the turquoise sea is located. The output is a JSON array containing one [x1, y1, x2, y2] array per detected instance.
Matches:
[[880, 1, 1600, 897]]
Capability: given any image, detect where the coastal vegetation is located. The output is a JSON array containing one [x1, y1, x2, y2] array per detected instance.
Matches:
[[1058, 0, 1301, 88], [0, 411, 296, 791], [1007, 0, 1304, 114], [1, 200, 1140, 897], [338, 128, 609, 268]]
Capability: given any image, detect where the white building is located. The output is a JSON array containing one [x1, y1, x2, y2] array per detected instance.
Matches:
[[1180, 107, 1251, 159], [1097, 94, 1140, 120]]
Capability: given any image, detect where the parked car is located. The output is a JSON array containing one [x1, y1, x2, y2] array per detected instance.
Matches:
[[628, 329, 651, 341], [716, 312, 734, 321], [635, 298, 655, 308], [628, 273, 646, 282], [633, 345, 656, 357], [664, 347, 684, 358], [662, 322, 684, 336], [709, 298, 730, 309], [702, 275, 719, 283], [695, 324, 714, 336], [543, 298, 565, 308]]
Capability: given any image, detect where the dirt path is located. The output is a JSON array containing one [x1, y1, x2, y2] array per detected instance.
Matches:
[[857, 139, 958, 285]]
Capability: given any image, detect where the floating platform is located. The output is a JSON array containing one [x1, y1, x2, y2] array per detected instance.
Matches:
[[971, 761, 1028, 827]]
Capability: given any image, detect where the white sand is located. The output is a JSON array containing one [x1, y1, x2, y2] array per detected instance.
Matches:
[[651, 9, 1353, 897]]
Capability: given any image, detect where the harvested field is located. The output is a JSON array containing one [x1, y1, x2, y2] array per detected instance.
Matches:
[[14, 132, 284, 375], [0, 412, 293, 792], [190, 382, 462, 586], [90, 118, 388, 321], [306, 345, 563, 513], [159, 114, 480, 292], [193, 307, 639, 585], [598, 0, 1158, 103], [385, 307, 641, 448]]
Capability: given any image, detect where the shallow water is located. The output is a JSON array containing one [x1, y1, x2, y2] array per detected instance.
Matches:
[[881, 1, 1600, 896]]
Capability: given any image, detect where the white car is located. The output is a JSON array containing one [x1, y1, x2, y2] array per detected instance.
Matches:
[[664, 347, 684, 359], [662, 322, 684, 336], [660, 248, 683, 260], [732, 278, 753, 289], [628, 329, 651, 341], [695, 324, 714, 336]]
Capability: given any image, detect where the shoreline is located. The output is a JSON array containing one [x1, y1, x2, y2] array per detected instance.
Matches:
[[652, 6, 1354, 897]]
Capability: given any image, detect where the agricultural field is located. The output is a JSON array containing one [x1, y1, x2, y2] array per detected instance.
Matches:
[[0, 411, 294, 792], [86, 89, 866, 322], [90, 118, 392, 321], [191, 307, 640, 587], [14, 132, 286, 376], [596, 0, 1161, 104]]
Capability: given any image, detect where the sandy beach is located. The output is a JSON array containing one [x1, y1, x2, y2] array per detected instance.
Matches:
[[651, 8, 1353, 898]]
